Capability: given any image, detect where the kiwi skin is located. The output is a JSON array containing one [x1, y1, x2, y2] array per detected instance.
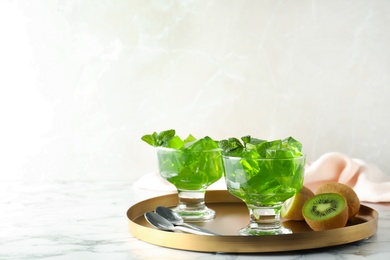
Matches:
[[316, 182, 360, 220], [281, 186, 315, 221], [302, 193, 348, 231]]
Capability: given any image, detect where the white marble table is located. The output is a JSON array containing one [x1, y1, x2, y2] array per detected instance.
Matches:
[[1, 181, 389, 260]]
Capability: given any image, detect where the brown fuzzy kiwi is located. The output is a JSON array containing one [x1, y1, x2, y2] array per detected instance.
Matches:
[[281, 186, 315, 221], [316, 182, 360, 220], [302, 193, 348, 231]]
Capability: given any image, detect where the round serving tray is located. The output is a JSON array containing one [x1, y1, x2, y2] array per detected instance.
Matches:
[[127, 190, 378, 253]]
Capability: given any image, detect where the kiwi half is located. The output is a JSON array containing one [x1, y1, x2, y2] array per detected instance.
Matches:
[[316, 182, 360, 220], [281, 185, 315, 221], [302, 193, 348, 231]]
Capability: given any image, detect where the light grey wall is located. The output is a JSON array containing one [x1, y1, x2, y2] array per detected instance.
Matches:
[[1, 0, 389, 181]]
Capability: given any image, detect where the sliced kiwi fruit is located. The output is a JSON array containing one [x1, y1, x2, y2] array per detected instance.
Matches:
[[316, 182, 360, 220], [302, 193, 348, 231], [281, 185, 315, 221]]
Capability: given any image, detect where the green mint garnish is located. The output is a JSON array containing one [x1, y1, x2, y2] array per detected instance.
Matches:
[[141, 129, 218, 150], [218, 135, 303, 158], [141, 129, 176, 147]]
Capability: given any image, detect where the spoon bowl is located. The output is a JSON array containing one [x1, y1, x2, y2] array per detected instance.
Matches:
[[144, 212, 216, 236], [155, 206, 220, 235]]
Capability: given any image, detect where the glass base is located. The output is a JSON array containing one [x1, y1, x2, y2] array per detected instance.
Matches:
[[173, 206, 216, 222], [239, 204, 290, 235], [173, 190, 216, 222], [239, 224, 292, 236]]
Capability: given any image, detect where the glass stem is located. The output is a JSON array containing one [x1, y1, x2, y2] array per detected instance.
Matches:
[[248, 204, 282, 230], [173, 190, 216, 222], [176, 190, 207, 211]]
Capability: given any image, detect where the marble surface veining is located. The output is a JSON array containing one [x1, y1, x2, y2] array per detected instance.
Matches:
[[1, 181, 389, 260]]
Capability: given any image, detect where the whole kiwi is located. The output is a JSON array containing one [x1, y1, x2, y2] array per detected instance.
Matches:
[[302, 193, 349, 231], [316, 182, 360, 220]]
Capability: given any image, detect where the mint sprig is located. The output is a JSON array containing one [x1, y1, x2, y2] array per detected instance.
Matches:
[[141, 129, 176, 147], [218, 135, 302, 158], [218, 137, 243, 153], [141, 129, 200, 149], [218, 135, 264, 153]]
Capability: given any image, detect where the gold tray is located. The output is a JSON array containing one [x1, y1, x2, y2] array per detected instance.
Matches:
[[127, 190, 378, 253]]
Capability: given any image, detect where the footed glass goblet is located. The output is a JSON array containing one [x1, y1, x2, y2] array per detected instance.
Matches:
[[156, 147, 223, 222], [222, 155, 306, 235]]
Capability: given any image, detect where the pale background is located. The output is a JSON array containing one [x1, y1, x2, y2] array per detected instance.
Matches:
[[1, 0, 389, 182]]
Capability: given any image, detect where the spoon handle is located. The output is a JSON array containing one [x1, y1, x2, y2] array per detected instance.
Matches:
[[179, 223, 220, 235], [173, 225, 216, 236]]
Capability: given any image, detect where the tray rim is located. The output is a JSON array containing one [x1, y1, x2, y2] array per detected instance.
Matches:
[[127, 190, 378, 253]]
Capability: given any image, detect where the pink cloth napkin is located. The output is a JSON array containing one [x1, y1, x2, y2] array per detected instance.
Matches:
[[133, 152, 390, 203], [304, 152, 390, 203]]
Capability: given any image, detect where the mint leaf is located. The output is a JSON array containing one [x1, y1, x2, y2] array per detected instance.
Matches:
[[158, 129, 176, 145], [141, 132, 159, 146], [218, 139, 230, 150], [218, 137, 245, 155], [228, 137, 244, 149], [241, 135, 251, 145], [141, 129, 175, 147]]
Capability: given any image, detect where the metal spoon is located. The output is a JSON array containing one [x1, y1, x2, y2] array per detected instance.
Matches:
[[155, 206, 220, 235], [144, 212, 216, 236]]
